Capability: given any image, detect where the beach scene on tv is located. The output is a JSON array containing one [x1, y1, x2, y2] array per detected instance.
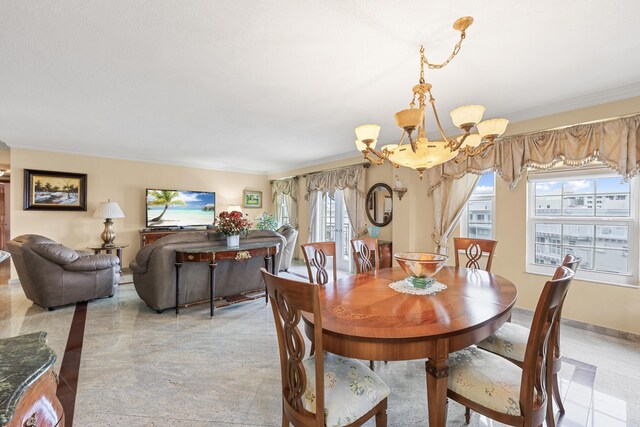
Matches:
[[146, 190, 215, 227]]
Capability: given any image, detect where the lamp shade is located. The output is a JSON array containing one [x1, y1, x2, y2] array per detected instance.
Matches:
[[93, 201, 124, 219], [227, 205, 243, 213], [394, 108, 424, 130], [477, 118, 509, 138], [450, 105, 485, 128], [355, 124, 381, 141]]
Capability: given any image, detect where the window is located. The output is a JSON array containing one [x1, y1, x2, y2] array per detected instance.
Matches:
[[461, 172, 495, 239], [315, 190, 352, 270], [276, 194, 290, 227], [527, 168, 638, 287]]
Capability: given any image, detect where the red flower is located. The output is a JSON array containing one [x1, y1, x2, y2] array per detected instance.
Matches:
[[214, 210, 252, 236]]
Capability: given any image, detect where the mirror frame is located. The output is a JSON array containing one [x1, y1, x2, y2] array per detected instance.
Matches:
[[366, 183, 393, 227]]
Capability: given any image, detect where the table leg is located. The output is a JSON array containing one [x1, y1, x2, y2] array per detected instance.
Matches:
[[93, 249, 99, 255], [425, 339, 449, 427], [175, 262, 182, 316], [116, 248, 123, 274], [209, 261, 217, 318], [264, 254, 271, 304]]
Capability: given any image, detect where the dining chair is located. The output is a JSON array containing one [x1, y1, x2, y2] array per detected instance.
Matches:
[[453, 237, 498, 272], [350, 237, 379, 273], [301, 242, 337, 285], [260, 268, 390, 427], [446, 264, 575, 427], [476, 254, 580, 427]]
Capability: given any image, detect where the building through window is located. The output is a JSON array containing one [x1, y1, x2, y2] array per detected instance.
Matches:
[[461, 172, 495, 239]]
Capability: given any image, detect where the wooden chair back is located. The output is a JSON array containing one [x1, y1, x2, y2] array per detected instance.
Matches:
[[453, 237, 498, 271], [301, 242, 337, 285], [519, 265, 575, 425], [350, 237, 379, 273], [550, 254, 581, 360], [261, 268, 326, 427]]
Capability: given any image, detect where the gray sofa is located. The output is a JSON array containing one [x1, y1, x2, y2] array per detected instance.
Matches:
[[130, 230, 287, 313], [276, 224, 298, 271], [8, 235, 120, 310]]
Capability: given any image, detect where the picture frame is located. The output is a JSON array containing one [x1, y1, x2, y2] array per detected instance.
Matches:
[[242, 190, 262, 209], [24, 169, 87, 211]]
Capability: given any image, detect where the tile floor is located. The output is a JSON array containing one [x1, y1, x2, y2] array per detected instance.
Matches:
[[1, 260, 639, 426]]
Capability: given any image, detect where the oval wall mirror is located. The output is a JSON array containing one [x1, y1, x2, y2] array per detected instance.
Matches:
[[366, 183, 393, 227]]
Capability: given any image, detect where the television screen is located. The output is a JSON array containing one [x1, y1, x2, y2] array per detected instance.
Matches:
[[146, 189, 215, 228]]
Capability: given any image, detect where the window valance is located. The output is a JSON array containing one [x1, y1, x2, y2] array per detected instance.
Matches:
[[305, 165, 365, 200], [426, 114, 640, 194], [271, 177, 298, 203]]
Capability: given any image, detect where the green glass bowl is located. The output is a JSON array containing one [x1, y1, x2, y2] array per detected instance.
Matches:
[[394, 252, 448, 289]]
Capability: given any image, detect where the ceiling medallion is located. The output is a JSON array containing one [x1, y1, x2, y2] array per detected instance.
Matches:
[[355, 16, 509, 179]]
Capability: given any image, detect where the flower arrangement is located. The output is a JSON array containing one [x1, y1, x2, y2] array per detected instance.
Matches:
[[255, 212, 278, 231], [215, 210, 252, 236]]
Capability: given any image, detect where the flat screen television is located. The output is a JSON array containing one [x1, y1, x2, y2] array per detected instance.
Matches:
[[145, 189, 215, 228]]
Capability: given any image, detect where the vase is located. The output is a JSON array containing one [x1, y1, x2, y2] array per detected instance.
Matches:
[[226, 234, 240, 248]]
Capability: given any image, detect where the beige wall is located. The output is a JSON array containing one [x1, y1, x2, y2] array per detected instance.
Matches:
[[10, 148, 271, 275]]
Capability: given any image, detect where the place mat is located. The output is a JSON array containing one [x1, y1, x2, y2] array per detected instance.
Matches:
[[388, 279, 447, 295]]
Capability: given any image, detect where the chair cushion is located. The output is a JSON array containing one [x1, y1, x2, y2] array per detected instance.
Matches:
[[302, 352, 390, 427], [447, 346, 522, 416], [31, 243, 79, 265], [477, 322, 529, 363]]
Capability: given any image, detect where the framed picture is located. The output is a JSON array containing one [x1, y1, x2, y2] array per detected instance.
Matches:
[[242, 190, 262, 209], [24, 169, 87, 211]]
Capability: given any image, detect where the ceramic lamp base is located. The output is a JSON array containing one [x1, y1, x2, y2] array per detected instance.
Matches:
[[406, 276, 435, 289]]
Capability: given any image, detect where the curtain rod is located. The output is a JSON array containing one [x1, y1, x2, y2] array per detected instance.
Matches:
[[503, 112, 640, 139], [301, 162, 370, 178]]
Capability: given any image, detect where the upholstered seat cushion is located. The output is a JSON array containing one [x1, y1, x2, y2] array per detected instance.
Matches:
[[447, 346, 523, 416], [302, 352, 390, 427], [477, 322, 529, 363]]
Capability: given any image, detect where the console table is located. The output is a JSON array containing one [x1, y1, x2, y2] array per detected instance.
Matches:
[[0, 332, 64, 427], [175, 242, 279, 317], [139, 228, 208, 247]]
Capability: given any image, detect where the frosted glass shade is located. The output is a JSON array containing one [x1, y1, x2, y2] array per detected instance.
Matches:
[[477, 118, 509, 138], [394, 108, 424, 129], [388, 139, 457, 170], [450, 105, 485, 128], [458, 134, 482, 148], [355, 124, 381, 141], [355, 139, 377, 151], [93, 201, 125, 219], [381, 144, 398, 154]]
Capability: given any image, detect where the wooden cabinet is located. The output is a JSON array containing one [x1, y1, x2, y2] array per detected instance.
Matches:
[[378, 240, 393, 269], [0, 333, 64, 427], [140, 228, 207, 247]]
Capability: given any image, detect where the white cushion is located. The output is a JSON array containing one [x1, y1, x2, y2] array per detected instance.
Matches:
[[302, 352, 390, 427], [447, 346, 523, 416], [477, 322, 529, 363]]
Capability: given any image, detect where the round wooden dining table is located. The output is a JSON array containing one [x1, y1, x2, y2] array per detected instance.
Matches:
[[302, 266, 517, 427]]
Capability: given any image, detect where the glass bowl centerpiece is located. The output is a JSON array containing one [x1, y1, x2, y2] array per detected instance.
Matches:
[[394, 252, 448, 289]]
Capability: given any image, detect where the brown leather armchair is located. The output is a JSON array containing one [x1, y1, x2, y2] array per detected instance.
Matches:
[[8, 235, 120, 310]]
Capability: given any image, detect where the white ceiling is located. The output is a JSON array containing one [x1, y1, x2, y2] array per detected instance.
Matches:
[[1, 1, 640, 174]]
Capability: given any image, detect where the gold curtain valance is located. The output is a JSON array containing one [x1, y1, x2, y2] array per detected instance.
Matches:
[[426, 114, 640, 194]]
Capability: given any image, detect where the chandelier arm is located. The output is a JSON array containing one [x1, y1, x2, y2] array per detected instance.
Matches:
[[468, 140, 495, 157], [365, 147, 388, 161], [364, 151, 385, 165], [427, 91, 454, 145], [448, 132, 471, 151], [454, 149, 470, 163], [397, 131, 407, 147]]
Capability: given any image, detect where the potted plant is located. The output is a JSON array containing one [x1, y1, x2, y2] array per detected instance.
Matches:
[[255, 212, 278, 231], [215, 210, 252, 247]]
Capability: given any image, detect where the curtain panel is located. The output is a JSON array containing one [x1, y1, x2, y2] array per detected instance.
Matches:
[[426, 114, 640, 194], [271, 178, 298, 228], [305, 165, 367, 241]]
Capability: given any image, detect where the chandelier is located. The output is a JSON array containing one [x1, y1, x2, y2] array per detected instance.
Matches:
[[354, 16, 509, 179]]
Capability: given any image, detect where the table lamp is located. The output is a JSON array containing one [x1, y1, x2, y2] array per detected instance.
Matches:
[[93, 200, 125, 248], [226, 205, 242, 213]]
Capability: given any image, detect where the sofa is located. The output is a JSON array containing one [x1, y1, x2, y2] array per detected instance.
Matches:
[[130, 230, 287, 312], [276, 224, 298, 271], [8, 235, 120, 310]]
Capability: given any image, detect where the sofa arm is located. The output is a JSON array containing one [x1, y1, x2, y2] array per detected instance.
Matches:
[[63, 254, 119, 271], [129, 261, 147, 274]]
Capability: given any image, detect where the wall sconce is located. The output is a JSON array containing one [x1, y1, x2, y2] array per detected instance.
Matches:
[[393, 175, 408, 200]]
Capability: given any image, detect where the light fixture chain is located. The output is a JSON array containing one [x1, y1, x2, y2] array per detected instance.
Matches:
[[422, 32, 466, 70]]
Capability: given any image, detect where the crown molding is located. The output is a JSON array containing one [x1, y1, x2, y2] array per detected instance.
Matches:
[[4, 143, 271, 176]]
